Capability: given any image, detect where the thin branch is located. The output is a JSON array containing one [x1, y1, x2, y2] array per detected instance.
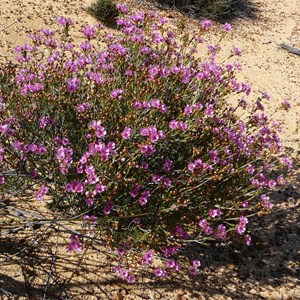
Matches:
[[279, 43, 300, 56], [0, 19, 21, 32]]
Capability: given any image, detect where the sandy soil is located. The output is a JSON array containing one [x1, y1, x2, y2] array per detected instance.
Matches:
[[0, 0, 299, 299]]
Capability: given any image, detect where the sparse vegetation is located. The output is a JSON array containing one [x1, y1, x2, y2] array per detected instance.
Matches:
[[155, 0, 258, 22], [87, 0, 119, 22]]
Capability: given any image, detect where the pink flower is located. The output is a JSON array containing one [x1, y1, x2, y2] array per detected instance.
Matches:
[[35, 185, 49, 200], [282, 99, 291, 111], [152, 174, 162, 183], [82, 24, 98, 39], [237, 224, 246, 235], [130, 184, 142, 198], [209, 209, 222, 218], [127, 274, 135, 283], [67, 78, 80, 92], [162, 177, 172, 187], [66, 235, 82, 252], [245, 234, 252, 246], [268, 179, 277, 189], [261, 194, 273, 209], [163, 159, 173, 172], [116, 3, 128, 14], [193, 260, 201, 268], [166, 259, 176, 268], [204, 226, 213, 235], [189, 266, 199, 276], [154, 268, 168, 277], [121, 126, 134, 139], [110, 89, 123, 99], [139, 144, 156, 156], [138, 190, 150, 206], [223, 23, 232, 32], [141, 250, 154, 265], [200, 19, 213, 30], [198, 219, 208, 228], [214, 224, 227, 240], [232, 45, 242, 56], [57, 16, 74, 27], [169, 120, 178, 129], [184, 105, 193, 115]]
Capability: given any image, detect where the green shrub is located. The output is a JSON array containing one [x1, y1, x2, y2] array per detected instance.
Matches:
[[156, 0, 257, 21], [87, 0, 119, 22]]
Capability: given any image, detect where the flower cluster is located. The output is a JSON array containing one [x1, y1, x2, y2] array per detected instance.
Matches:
[[0, 5, 292, 281]]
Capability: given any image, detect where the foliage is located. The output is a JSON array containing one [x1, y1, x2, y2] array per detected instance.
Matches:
[[87, 0, 119, 22], [0, 6, 292, 281], [155, 0, 258, 22]]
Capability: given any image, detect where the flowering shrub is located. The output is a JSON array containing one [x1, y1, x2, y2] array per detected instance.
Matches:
[[0, 7, 292, 282]]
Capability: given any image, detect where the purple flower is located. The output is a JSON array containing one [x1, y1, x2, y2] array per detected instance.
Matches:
[[141, 250, 154, 265], [184, 105, 193, 115], [281, 157, 293, 169], [239, 216, 248, 225], [261, 194, 273, 209], [169, 120, 178, 130], [66, 235, 82, 252], [0, 177, 5, 185], [245, 234, 252, 246], [154, 268, 168, 277], [204, 226, 213, 235], [121, 126, 134, 139], [110, 89, 123, 99], [150, 98, 160, 108], [139, 144, 156, 156], [268, 179, 277, 189], [256, 100, 264, 111], [209, 209, 222, 218], [232, 45, 242, 56], [247, 164, 255, 174], [82, 24, 98, 39], [162, 177, 172, 187], [67, 78, 80, 92], [166, 259, 176, 268], [140, 127, 149, 136], [189, 266, 199, 276], [138, 190, 150, 206], [262, 91, 270, 100], [127, 274, 135, 283], [193, 260, 201, 268], [163, 159, 173, 172], [148, 65, 159, 77], [130, 184, 142, 198], [223, 23, 232, 32], [116, 3, 128, 14], [160, 17, 168, 24], [57, 16, 74, 27], [89, 120, 107, 138], [282, 99, 291, 111], [103, 206, 112, 216], [214, 224, 227, 240], [198, 219, 208, 228], [237, 224, 246, 235], [152, 174, 162, 183], [200, 19, 213, 30]]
